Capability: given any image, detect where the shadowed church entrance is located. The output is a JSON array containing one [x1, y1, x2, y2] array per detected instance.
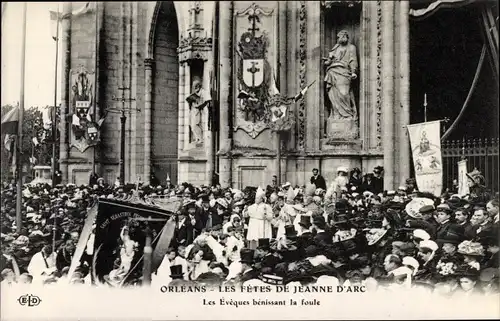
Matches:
[[151, 1, 179, 184]]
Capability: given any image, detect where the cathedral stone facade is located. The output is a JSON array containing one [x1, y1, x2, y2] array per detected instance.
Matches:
[[60, 1, 411, 190]]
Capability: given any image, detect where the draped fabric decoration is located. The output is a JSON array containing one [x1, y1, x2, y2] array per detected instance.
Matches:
[[479, 4, 499, 82], [410, 0, 499, 140], [409, 0, 476, 21]]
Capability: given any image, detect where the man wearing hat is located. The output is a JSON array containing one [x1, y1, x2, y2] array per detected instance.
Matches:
[[256, 238, 281, 270], [372, 166, 384, 194], [407, 205, 438, 238], [236, 248, 259, 283], [200, 194, 222, 232], [168, 264, 193, 286], [435, 204, 461, 242], [174, 202, 196, 247], [310, 168, 327, 190], [312, 216, 332, 249]]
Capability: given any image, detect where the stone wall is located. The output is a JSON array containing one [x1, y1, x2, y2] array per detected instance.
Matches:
[[63, 1, 410, 189]]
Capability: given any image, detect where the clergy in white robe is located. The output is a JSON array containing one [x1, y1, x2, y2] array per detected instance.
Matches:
[[245, 188, 273, 243], [27, 246, 56, 284]]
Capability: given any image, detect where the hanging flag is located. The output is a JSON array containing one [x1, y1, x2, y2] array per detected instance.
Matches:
[[50, 2, 95, 24], [49, 9, 61, 41], [97, 115, 106, 128], [4, 134, 15, 152], [42, 108, 52, 130], [294, 80, 316, 102], [87, 123, 100, 146], [268, 73, 294, 123], [457, 159, 470, 197], [1, 105, 19, 134], [72, 114, 80, 126], [32, 137, 39, 147], [407, 120, 443, 197]]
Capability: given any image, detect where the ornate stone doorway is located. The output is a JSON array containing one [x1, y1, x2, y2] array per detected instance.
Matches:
[[151, 2, 179, 184]]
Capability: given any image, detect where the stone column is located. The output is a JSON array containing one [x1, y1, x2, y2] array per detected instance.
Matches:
[[276, 0, 288, 185], [144, 58, 154, 184], [218, 1, 233, 188], [305, 1, 321, 152], [368, 1, 380, 152], [178, 61, 185, 152], [398, 0, 411, 186], [204, 60, 214, 186], [286, 1, 298, 151], [183, 63, 191, 151], [381, 1, 395, 190], [60, 2, 72, 183]]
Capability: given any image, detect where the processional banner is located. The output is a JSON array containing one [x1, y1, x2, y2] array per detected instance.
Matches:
[[407, 120, 443, 197], [458, 159, 470, 197]]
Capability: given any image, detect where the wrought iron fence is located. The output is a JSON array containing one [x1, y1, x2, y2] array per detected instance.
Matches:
[[441, 138, 499, 193]]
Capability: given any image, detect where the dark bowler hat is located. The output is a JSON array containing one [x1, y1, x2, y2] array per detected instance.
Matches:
[[285, 225, 298, 239], [170, 265, 184, 279], [335, 199, 349, 213], [312, 215, 327, 228], [419, 205, 435, 215], [239, 248, 255, 264], [298, 215, 311, 229], [257, 238, 270, 250], [456, 265, 480, 279]]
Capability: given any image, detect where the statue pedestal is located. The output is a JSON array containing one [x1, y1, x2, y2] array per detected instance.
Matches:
[[326, 118, 359, 140]]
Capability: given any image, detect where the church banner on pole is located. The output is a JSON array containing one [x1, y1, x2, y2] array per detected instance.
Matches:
[[407, 120, 443, 197], [458, 159, 470, 196]]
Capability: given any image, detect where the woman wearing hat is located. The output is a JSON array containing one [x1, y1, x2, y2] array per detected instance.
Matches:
[[457, 240, 485, 270], [348, 168, 362, 191], [454, 265, 482, 296]]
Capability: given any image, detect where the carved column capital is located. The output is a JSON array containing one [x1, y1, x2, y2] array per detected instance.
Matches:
[[144, 58, 155, 70]]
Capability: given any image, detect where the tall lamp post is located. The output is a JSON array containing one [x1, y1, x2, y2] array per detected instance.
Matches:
[[51, 4, 61, 187], [110, 87, 137, 186]]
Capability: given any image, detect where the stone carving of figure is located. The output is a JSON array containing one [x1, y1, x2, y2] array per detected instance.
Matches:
[[186, 78, 211, 144], [323, 30, 358, 120]]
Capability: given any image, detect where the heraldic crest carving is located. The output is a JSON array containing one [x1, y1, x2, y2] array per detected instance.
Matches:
[[235, 3, 274, 139], [70, 66, 105, 152]]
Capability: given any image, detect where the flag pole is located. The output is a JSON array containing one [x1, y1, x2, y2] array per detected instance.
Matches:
[[16, 2, 27, 234], [92, 1, 99, 176], [51, 3, 60, 187]]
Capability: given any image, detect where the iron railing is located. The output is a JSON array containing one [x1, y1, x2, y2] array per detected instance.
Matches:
[[441, 138, 499, 193]]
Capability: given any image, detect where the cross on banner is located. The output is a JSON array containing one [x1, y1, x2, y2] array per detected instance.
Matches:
[[247, 61, 261, 87], [248, 14, 260, 35]]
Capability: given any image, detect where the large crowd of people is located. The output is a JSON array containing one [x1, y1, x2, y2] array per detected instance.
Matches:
[[1, 166, 499, 297]]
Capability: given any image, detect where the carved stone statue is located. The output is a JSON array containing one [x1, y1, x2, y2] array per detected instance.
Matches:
[[186, 78, 211, 145], [323, 30, 359, 140]]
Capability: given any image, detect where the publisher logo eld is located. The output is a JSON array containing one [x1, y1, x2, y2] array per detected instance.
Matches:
[[18, 294, 41, 307]]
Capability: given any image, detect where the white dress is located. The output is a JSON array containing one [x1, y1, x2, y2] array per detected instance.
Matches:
[[246, 203, 273, 241], [277, 204, 295, 238]]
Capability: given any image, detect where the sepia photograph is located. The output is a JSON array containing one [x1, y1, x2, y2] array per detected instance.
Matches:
[[1, 1, 499, 320]]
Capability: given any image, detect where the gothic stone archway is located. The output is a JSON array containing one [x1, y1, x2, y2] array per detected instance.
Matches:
[[151, 1, 179, 184]]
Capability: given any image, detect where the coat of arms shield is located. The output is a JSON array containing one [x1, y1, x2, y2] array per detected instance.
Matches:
[[242, 59, 264, 88]]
